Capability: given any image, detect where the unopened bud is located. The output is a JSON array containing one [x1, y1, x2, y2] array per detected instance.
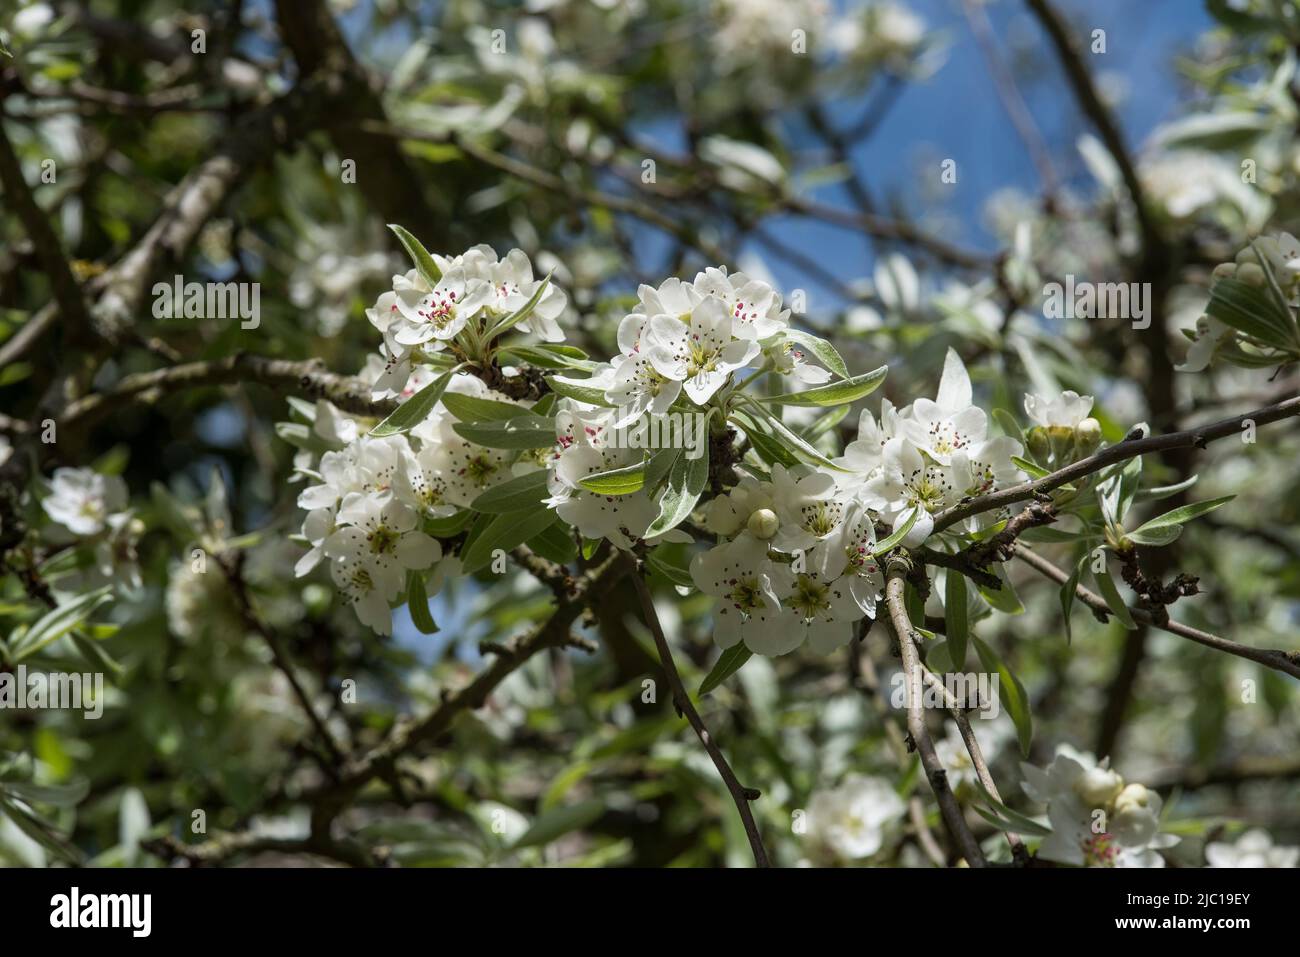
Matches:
[[1211, 262, 1237, 281], [1075, 766, 1124, 807], [1237, 262, 1266, 287], [1026, 426, 1050, 462], [1074, 417, 1103, 456], [1113, 782, 1152, 814], [747, 508, 780, 541]]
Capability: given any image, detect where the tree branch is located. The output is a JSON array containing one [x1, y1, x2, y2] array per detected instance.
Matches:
[[624, 553, 772, 868], [884, 553, 987, 866], [933, 396, 1300, 534], [1013, 543, 1300, 680]]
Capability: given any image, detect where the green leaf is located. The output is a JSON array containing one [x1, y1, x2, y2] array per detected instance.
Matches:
[[511, 799, 605, 849], [978, 567, 1024, 615], [1128, 495, 1235, 544], [1, 778, 88, 808], [1011, 455, 1051, 479], [274, 422, 339, 456], [944, 572, 969, 669], [545, 374, 614, 406], [370, 369, 454, 437], [645, 445, 709, 537], [499, 344, 596, 372], [471, 469, 551, 513], [1137, 475, 1199, 501], [646, 549, 692, 588], [799, 404, 849, 441], [643, 447, 681, 493], [969, 781, 1053, 837], [747, 402, 849, 471], [485, 273, 552, 338], [699, 645, 753, 695], [783, 329, 848, 379], [70, 632, 123, 680], [452, 416, 556, 449], [992, 408, 1025, 445], [440, 392, 530, 422], [1092, 563, 1136, 629], [407, 572, 439, 635], [460, 508, 560, 575], [11, 589, 113, 662], [0, 795, 82, 865], [1059, 556, 1083, 644], [388, 224, 442, 286], [762, 365, 888, 407], [873, 508, 920, 557], [424, 509, 474, 537], [525, 522, 577, 563], [973, 637, 1033, 758], [1205, 278, 1299, 351], [577, 460, 647, 495], [1125, 525, 1183, 547], [732, 411, 800, 469]]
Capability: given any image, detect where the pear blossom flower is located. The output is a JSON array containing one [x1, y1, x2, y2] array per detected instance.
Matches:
[[646, 298, 760, 405], [1023, 390, 1095, 429], [899, 348, 988, 465], [43, 468, 128, 536], [804, 774, 906, 862]]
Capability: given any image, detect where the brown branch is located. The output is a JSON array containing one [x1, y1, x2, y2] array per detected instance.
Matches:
[[933, 395, 1300, 534], [917, 662, 1025, 858], [1023, 0, 1163, 257], [624, 553, 772, 868], [0, 118, 96, 344], [305, 553, 627, 810], [884, 554, 987, 866], [59, 353, 393, 430], [1013, 544, 1300, 680]]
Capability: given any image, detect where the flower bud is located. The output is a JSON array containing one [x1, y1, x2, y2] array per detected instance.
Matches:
[[1074, 766, 1124, 807], [1074, 417, 1103, 457], [1211, 262, 1237, 281], [1237, 262, 1266, 287], [747, 508, 780, 541], [1047, 425, 1075, 464], [1026, 426, 1050, 462], [1113, 783, 1152, 815]]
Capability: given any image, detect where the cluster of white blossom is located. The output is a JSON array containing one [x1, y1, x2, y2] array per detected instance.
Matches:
[[690, 466, 882, 656], [1182, 231, 1300, 372], [294, 377, 534, 632], [835, 349, 1026, 545], [364, 245, 567, 402], [40, 467, 142, 592], [1021, 745, 1178, 868]]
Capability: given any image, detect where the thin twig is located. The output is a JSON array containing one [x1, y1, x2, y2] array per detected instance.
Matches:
[[625, 554, 771, 868], [1013, 544, 1300, 680], [933, 395, 1300, 534]]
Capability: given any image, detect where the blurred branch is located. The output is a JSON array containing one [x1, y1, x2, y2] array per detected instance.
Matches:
[[625, 553, 772, 868], [1023, 0, 1164, 259]]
